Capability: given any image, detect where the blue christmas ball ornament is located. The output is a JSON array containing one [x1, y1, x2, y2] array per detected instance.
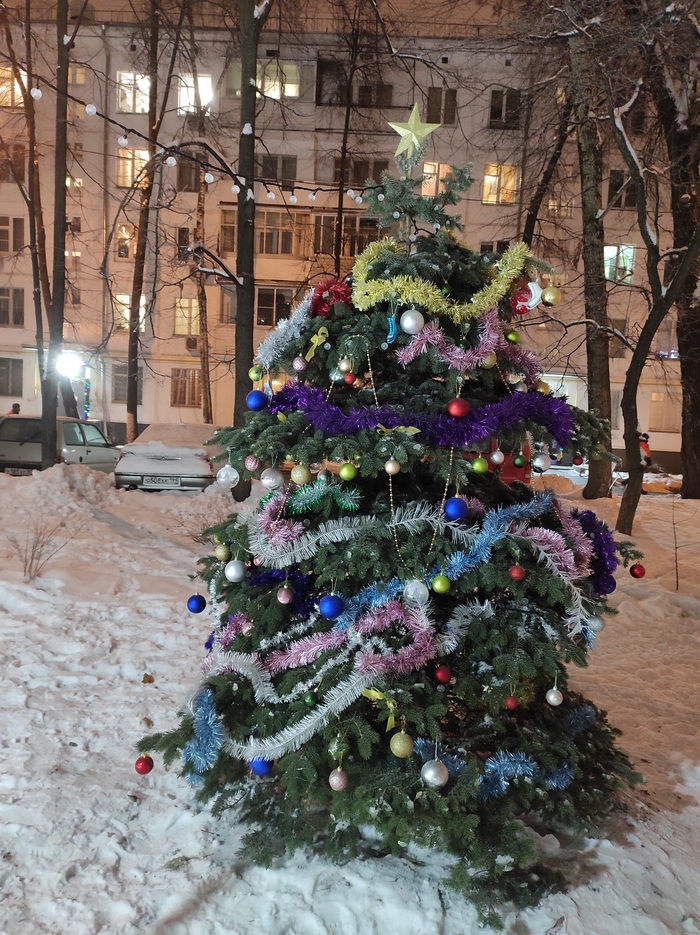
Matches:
[[444, 497, 470, 522], [187, 593, 207, 614], [319, 593, 345, 619], [246, 389, 268, 411], [249, 758, 274, 777]]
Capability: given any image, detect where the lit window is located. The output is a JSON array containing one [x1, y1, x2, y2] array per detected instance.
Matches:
[[116, 147, 149, 188], [604, 245, 636, 283], [482, 164, 518, 205], [68, 64, 86, 85], [116, 222, 135, 259], [178, 74, 213, 114], [174, 297, 200, 335], [260, 61, 300, 99], [421, 161, 452, 197], [649, 388, 681, 434], [170, 368, 201, 407], [117, 72, 150, 114], [114, 293, 146, 332], [0, 65, 25, 108]]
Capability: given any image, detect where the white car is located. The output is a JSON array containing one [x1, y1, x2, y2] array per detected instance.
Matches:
[[0, 416, 119, 475], [114, 423, 221, 491]]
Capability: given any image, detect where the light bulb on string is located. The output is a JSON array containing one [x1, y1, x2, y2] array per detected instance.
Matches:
[[289, 194, 297, 204], [308, 191, 316, 201], [85, 103, 97, 116], [204, 172, 214, 184], [165, 155, 177, 167], [30, 86, 42, 101], [231, 184, 240, 194], [118, 135, 129, 148]]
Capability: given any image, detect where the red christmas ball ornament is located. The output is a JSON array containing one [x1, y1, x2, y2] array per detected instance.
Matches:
[[309, 278, 352, 319], [446, 398, 470, 418], [572, 455, 584, 466], [630, 563, 646, 579], [434, 664, 452, 684], [135, 755, 154, 775], [343, 372, 356, 385], [508, 564, 527, 582], [505, 695, 519, 710], [510, 288, 532, 316]]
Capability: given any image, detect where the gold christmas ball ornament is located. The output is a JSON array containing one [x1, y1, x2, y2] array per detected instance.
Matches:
[[389, 731, 415, 758], [482, 352, 498, 369], [214, 544, 231, 562], [290, 464, 312, 485], [534, 380, 551, 395], [541, 285, 562, 307], [338, 357, 354, 373], [384, 458, 401, 475]]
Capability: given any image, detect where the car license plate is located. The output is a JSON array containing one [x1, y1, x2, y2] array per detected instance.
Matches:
[[5, 467, 32, 476], [143, 475, 181, 486]]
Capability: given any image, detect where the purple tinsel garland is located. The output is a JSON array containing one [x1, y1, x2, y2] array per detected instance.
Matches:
[[271, 383, 575, 449], [572, 509, 618, 594]]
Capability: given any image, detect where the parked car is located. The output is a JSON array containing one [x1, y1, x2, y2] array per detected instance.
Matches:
[[114, 423, 221, 491], [0, 415, 119, 475]]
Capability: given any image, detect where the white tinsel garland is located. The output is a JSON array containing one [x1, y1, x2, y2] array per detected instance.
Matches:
[[256, 290, 313, 370]]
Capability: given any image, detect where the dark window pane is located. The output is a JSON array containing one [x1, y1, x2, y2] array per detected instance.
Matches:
[[489, 89, 504, 126], [496, 240, 511, 253], [257, 288, 275, 325], [443, 88, 457, 125], [352, 161, 369, 186], [480, 241, 494, 253], [0, 288, 8, 324], [426, 87, 442, 124], [376, 85, 393, 108], [261, 154, 276, 179], [358, 85, 373, 107], [608, 169, 624, 207], [177, 227, 190, 261], [12, 288, 23, 325], [12, 217, 23, 251], [275, 290, 292, 321], [372, 161, 388, 183]]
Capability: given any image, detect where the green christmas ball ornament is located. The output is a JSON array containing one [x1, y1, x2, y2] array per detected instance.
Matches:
[[471, 456, 489, 474], [290, 464, 312, 485], [303, 693, 317, 707], [431, 574, 451, 594], [338, 462, 358, 481], [505, 330, 521, 345], [513, 454, 528, 468], [248, 365, 264, 382], [214, 544, 231, 562]]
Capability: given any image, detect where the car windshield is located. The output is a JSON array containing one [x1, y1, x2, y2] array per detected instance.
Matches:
[[0, 418, 42, 444]]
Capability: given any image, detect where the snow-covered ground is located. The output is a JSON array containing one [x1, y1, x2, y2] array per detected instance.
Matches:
[[1, 465, 698, 935]]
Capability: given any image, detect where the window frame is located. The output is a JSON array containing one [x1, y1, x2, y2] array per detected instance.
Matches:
[[603, 244, 636, 284], [116, 71, 150, 114], [488, 87, 521, 129], [111, 362, 143, 405], [0, 65, 25, 109], [174, 297, 200, 336], [0, 356, 23, 396], [170, 368, 202, 408], [114, 293, 146, 332], [0, 287, 24, 327], [255, 285, 294, 327], [116, 147, 149, 188], [177, 74, 214, 115], [482, 163, 518, 205]]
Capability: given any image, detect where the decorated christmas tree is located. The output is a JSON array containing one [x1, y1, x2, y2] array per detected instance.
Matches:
[[140, 107, 641, 926]]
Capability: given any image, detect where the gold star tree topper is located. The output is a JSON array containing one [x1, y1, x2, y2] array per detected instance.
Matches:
[[388, 103, 440, 158]]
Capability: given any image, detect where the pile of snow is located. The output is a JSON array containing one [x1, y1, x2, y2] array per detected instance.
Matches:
[[0, 465, 699, 934]]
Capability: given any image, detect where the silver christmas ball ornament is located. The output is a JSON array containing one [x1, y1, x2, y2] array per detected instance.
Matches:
[[216, 463, 240, 488], [338, 357, 354, 373], [399, 309, 425, 335], [260, 467, 285, 491], [384, 458, 401, 475], [329, 368, 344, 383], [531, 452, 552, 472], [403, 579, 430, 604], [224, 559, 247, 583], [420, 758, 449, 788], [513, 381, 528, 393], [317, 469, 333, 484], [489, 449, 505, 466], [586, 615, 606, 633], [546, 687, 563, 707]]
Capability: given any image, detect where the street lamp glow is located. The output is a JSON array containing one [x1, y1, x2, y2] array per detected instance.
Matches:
[[57, 352, 82, 380]]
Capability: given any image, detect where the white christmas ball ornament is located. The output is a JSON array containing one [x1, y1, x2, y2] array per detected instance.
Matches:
[[420, 759, 449, 788], [400, 309, 425, 335], [531, 452, 552, 472], [546, 687, 563, 707], [586, 615, 606, 633], [403, 579, 430, 604], [224, 559, 247, 583], [216, 463, 240, 488], [260, 467, 285, 490]]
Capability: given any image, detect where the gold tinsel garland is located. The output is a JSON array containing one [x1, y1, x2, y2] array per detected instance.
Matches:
[[351, 238, 531, 323]]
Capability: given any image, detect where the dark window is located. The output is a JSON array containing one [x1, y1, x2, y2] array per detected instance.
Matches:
[[256, 286, 293, 326], [219, 288, 236, 323], [176, 156, 199, 192], [607, 169, 637, 209], [0, 357, 22, 396], [69, 216, 81, 233], [358, 84, 393, 108], [220, 210, 236, 254], [316, 60, 350, 106], [0, 216, 24, 252], [13, 217, 24, 250], [170, 368, 201, 407], [177, 227, 191, 261], [0, 143, 26, 183], [260, 154, 297, 191], [488, 88, 521, 129], [496, 239, 511, 253], [112, 363, 143, 404], [0, 287, 24, 326], [628, 100, 646, 134], [334, 158, 389, 187], [426, 87, 457, 125], [609, 317, 628, 358]]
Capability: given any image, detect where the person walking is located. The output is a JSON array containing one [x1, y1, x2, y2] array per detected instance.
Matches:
[[5, 403, 20, 415], [639, 432, 652, 469]]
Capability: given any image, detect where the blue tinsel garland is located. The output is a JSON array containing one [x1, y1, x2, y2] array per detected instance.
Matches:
[[183, 689, 227, 781]]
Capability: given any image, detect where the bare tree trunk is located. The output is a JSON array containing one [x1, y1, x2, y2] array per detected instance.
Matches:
[[521, 103, 572, 246], [566, 12, 612, 500], [195, 166, 213, 425]]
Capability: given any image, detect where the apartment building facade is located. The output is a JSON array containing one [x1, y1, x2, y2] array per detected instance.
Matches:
[[0, 2, 682, 465]]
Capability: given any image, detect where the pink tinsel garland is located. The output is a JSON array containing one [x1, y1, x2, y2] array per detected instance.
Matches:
[[556, 501, 594, 575], [258, 490, 304, 547]]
